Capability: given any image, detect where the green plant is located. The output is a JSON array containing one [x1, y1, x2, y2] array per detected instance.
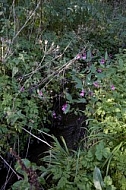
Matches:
[[85, 49, 126, 189], [93, 167, 116, 190], [41, 137, 95, 190], [11, 152, 45, 190], [1, 0, 126, 188]]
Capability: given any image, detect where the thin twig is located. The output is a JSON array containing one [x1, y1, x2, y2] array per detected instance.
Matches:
[[0, 155, 23, 180], [21, 127, 52, 148], [4, 1, 41, 62], [1, 161, 12, 190]]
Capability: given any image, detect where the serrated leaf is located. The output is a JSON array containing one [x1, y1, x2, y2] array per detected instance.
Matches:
[[90, 64, 96, 73], [72, 75, 83, 89]]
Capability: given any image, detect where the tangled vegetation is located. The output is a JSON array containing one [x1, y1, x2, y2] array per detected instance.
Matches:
[[0, 0, 126, 189]]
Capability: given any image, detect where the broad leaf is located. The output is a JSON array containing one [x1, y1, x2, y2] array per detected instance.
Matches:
[[93, 167, 104, 190]]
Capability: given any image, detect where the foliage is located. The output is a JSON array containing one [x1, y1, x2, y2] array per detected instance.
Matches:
[[12, 48, 126, 190], [0, 0, 126, 189], [85, 50, 126, 189]]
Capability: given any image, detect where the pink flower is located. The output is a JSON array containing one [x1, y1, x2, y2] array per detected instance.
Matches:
[[82, 53, 86, 60], [62, 103, 68, 112], [93, 82, 99, 88], [100, 58, 105, 64], [38, 90, 43, 96], [111, 85, 115, 90], [52, 111, 57, 118], [80, 89, 85, 97], [97, 68, 102, 73]]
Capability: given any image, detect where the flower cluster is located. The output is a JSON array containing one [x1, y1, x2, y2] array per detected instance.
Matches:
[[52, 111, 57, 118], [52, 111, 62, 120], [93, 81, 100, 88], [62, 103, 68, 112], [75, 53, 87, 60], [80, 89, 85, 97], [100, 58, 105, 64], [111, 85, 115, 90]]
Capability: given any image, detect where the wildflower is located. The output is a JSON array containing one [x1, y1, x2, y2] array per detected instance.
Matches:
[[93, 82, 99, 88], [97, 68, 102, 73], [52, 111, 57, 119], [100, 58, 105, 64], [111, 85, 115, 90], [38, 90, 43, 96], [80, 89, 85, 97], [62, 103, 68, 112], [81, 53, 86, 60]]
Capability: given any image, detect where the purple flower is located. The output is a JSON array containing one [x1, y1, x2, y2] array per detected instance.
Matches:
[[100, 58, 105, 64], [80, 89, 85, 97], [52, 111, 57, 118], [111, 85, 115, 90], [38, 90, 43, 96], [93, 82, 99, 88], [97, 68, 102, 73], [81, 53, 86, 60], [62, 103, 68, 112]]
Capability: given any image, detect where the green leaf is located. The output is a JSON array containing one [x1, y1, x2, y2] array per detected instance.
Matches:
[[72, 75, 83, 89], [93, 167, 104, 190], [105, 51, 109, 61], [90, 64, 96, 73], [15, 159, 32, 176], [76, 98, 86, 103], [12, 179, 30, 190], [95, 73, 105, 79], [86, 73, 92, 84], [12, 67, 18, 78], [95, 141, 105, 161], [118, 58, 124, 70], [66, 92, 73, 103], [104, 176, 112, 186], [103, 147, 110, 158], [87, 49, 92, 62]]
